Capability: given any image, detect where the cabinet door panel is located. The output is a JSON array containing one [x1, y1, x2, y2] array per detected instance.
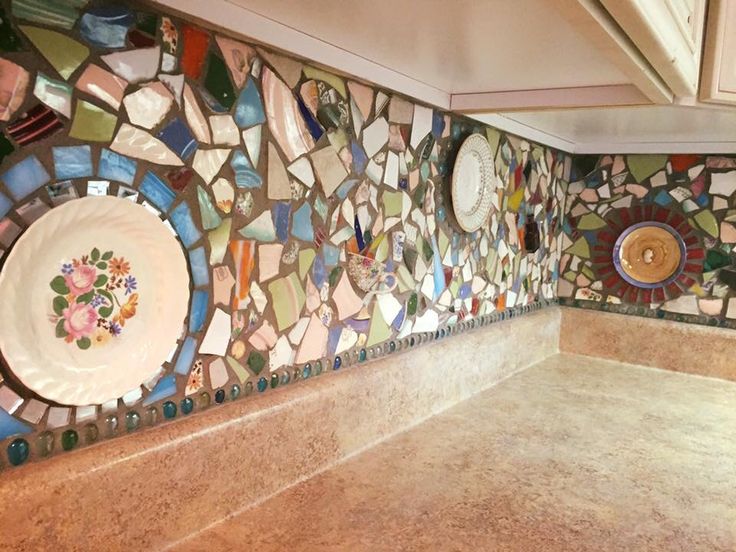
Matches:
[[701, 0, 736, 104]]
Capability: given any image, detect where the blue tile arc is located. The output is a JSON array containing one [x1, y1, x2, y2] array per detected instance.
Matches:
[[140, 171, 176, 212], [170, 202, 202, 248], [53, 145, 93, 180], [1, 155, 50, 200], [98, 148, 137, 184]]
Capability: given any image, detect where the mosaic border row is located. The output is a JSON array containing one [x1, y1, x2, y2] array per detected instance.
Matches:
[[3, 298, 558, 467]]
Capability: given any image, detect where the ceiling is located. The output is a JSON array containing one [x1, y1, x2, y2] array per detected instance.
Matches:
[[224, 0, 629, 94], [156, 0, 736, 154]]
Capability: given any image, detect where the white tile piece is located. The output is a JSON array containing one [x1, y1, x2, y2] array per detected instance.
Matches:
[[409, 104, 432, 149], [362, 117, 388, 157], [198, 308, 231, 355]]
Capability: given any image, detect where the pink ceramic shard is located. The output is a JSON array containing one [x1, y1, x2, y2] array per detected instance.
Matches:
[[75, 64, 128, 110], [348, 80, 373, 120], [262, 66, 314, 162], [248, 320, 278, 351], [0, 59, 29, 121], [333, 271, 364, 320], [215, 35, 256, 89], [183, 83, 211, 143], [101, 46, 161, 84], [294, 313, 328, 363], [258, 243, 283, 282]]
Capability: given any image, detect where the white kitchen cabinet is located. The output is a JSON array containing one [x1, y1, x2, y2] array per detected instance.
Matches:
[[700, 0, 736, 104], [600, 0, 706, 97]]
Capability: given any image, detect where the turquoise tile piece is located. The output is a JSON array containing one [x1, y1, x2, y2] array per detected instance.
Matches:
[[98, 148, 137, 185], [174, 336, 197, 375], [79, 6, 134, 48], [170, 201, 202, 247], [0, 193, 12, 218], [230, 150, 262, 188], [323, 244, 339, 266], [188, 246, 209, 287], [234, 78, 265, 128], [1, 155, 50, 200], [189, 289, 209, 332], [196, 185, 222, 230], [431, 235, 445, 301], [52, 145, 92, 180], [142, 374, 176, 406], [292, 203, 314, 242], [140, 170, 175, 212], [0, 407, 31, 440]]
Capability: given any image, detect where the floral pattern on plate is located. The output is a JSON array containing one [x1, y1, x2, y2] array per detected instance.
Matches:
[[50, 247, 139, 349]]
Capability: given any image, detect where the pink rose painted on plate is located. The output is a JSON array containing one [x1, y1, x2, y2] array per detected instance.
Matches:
[[49, 247, 139, 350]]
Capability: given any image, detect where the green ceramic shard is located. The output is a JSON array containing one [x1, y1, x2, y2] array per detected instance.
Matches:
[[204, 54, 236, 110], [12, 0, 87, 30], [0, 7, 23, 51], [576, 212, 606, 230], [694, 210, 719, 238], [298, 248, 316, 279], [366, 305, 390, 347], [69, 100, 116, 141], [197, 185, 222, 230], [20, 25, 89, 80], [565, 237, 590, 258], [627, 154, 668, 183]]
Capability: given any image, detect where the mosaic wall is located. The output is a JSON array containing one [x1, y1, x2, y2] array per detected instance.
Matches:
[[559, 153, 736, 327], [0, 0, 570, 467]]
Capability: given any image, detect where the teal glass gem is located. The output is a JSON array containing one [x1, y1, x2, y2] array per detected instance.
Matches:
[[230, 384, 241, 400], [181, 397, 194, 414], [215, 389, 225, 403], [280, 371, 290, 385], [302, 363, 312, 379], [61, 429, 78, 451], [315, 360, 323, 375], [7, 438, 29, 466], [125, 411, 140, 431], [359, 349, 367, 362], [162, 401, 177, 419], [270, 373, 279, 389], [257, 377, 267, 392]]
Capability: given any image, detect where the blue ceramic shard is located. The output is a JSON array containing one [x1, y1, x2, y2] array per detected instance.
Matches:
[[292, 203, 314, 242], [654, 190, 673, 206], [0, 407, 31, 440], [432, 110, 444, 139], [350, 141, 367, 175], [392, 306, 405, 331], [170, 201, 202, 247], [312, 253, 326, 288], [327, 326, 341, 356], [431, 235, 445, 301], [157, 118, 197, 161], [79, 7, 134, 48], [1, 155, 50, 200], [230, 150, 262, 188], [98, 148, 137, 184], [140, 171, 175, 212], [196, 185, 221, 230], [458, 283, 472, 299], [272, 202, 290, 243], [52, 145, 92, 180], [188, 246, 209, 287], [142, 374, 176, 406], [189, 289, 209, 332], [174, 337, 197, 375], [354, 215, 364, 251], [323, 244, 339, 267], [335, 178, 358, 200], [296, 95, 323, 141], [234, 78, 266, 128], [0, 193, 12, 218]]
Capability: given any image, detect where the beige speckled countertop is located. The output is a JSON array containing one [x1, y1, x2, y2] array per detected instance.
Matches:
[[173, 354, 736, 552]]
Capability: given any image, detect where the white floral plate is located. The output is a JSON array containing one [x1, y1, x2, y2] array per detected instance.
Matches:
[[0, 196, 190, 406], [451, 133, 496, 232]]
